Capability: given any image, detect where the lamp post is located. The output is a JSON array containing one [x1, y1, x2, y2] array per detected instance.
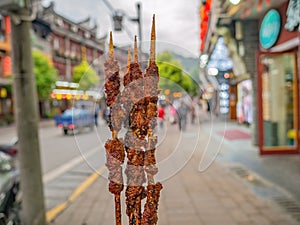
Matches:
[[130, 3, 142, 50]]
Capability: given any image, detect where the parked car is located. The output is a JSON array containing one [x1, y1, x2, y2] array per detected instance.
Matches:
[[0, 138, 18, 156], [54, 108, 94, 135], [0, 152, 21, 225]]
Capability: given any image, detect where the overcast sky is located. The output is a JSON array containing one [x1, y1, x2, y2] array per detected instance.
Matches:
[[42, 0, 200, 58]]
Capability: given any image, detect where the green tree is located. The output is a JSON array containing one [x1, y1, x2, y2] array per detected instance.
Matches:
[[182, 72, 197, 96], [33, 50, 58, 100], [73, 60, 99, 91], [190, 66, 201, 84], [157, 51, 197, 95]]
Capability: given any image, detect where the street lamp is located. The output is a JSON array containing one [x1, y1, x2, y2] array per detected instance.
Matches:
[[113, 12, 123, 31], [102, 0, 142, 45], [101, 0, 143, 60], [112, 3, 142, 48]]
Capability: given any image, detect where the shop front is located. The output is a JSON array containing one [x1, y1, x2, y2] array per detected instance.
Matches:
[[257, 1, 299, 154], [50, 81, 101, 115]]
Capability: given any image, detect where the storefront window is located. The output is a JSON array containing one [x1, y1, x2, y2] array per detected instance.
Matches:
[[260, 53, 298, 151]]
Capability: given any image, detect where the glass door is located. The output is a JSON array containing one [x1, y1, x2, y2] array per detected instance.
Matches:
[[258, 52, 299, 154]]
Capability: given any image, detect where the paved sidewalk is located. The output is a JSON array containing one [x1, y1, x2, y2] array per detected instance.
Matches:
[[49, 120, 299, 225]]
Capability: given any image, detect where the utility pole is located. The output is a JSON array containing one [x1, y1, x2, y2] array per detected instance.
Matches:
[[130, 3, 142, 52], [9, 0, 47, 224]]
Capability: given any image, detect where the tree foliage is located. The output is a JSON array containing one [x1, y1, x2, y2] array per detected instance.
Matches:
[[33, 50, 58, 100], [190, 66, 201, 84], [157, 51, 198, 96], [72, 60, 99, 91]]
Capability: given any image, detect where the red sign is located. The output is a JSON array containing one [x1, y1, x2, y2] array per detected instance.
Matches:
[[199, 0, 212, 52], [5, 16, 11, 34], [3, 56, 11, 76]]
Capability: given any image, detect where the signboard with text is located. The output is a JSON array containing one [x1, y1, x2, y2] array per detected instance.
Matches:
[[259, 9, 281, 49]]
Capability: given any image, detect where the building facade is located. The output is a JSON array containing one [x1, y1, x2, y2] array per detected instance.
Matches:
[[200, 0, 300, 154], [38, 2, 105, 81], [0, 14, 54, 122], [0, 15, 13, 124], [0, 2, 107, 121], [256, 0, 299, 154]]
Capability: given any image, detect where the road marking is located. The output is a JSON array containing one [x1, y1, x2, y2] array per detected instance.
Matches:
[[43, 146, 100, 184], [46, 166, 105, 223], [68, 166, 105, 202], [46, 203, 67, 223]]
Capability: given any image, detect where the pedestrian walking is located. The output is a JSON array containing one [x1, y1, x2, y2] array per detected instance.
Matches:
[[94, 106, 99, 127], [158, 104, 165, 128], [177, 101, 188, 131], [169, 104, 177, 124], [190, 102, 196, 124]]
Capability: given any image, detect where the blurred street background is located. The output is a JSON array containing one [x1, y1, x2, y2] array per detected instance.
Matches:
[[0, 0, 299, 224]]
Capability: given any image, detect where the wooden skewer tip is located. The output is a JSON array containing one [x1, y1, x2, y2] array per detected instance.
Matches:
[[151, 15, 156, 41], [127, 48, 131, 71], [134, 35, 138, 62], [109, 31, 114, 58], [112, 130, 117, 139], [150, 15, 156, 62]]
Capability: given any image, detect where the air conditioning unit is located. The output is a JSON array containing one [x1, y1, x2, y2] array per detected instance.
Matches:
[[0, 0, 25, 11]]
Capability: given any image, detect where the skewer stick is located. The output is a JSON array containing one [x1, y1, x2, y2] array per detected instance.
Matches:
[[135, 195, 141, 225], [141, 14, 162, 225], [124, 36, 144, 225], [106, 15, 162, 225], [150, 15, 156, 63], [115, 193, 122, 225], [134, 36, 139, 63], [124, 47, 135, 225], [109, 31, 114, 59], [106, 32, 123, 225], [134, 36, 142, 225], [146, 15, 157, 186], [127, 48, 131, 72], [112, 130, 117, 139], [146, 130, 155, 185]]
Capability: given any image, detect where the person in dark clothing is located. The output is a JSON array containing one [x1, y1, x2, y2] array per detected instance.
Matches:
[[94, 106, 99, 127], [177, 102, 188, 131]]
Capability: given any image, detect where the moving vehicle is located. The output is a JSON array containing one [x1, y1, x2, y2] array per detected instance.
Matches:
[[54, 108, 94, 135], [0, 152, 21, 225]]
